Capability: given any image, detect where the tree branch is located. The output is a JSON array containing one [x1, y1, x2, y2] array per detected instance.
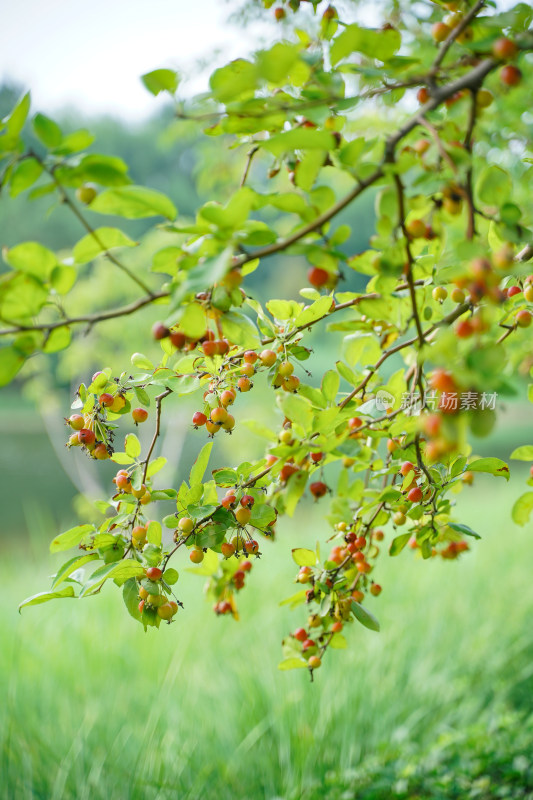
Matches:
[[0, 291, 168, 337]]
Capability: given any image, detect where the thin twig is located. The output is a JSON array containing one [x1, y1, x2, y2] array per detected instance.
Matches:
[[0, 291, 168, 337]]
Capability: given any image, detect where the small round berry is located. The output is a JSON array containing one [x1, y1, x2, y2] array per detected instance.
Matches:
[[221, 542, 236, 558], [189, 548, 204, 564], [192, 411, 207, 427], [243, 350, 258, 364], [407, 486, 423, 503], [99, 393, 114, 407], [211, 407, 228, 426], [308, 267, 329, 288], [152, 322, 170, 340], [516, 310, 532, 328], [237, 376, 252, 392], [370, 584, 382, 597], [400, 461, 415, 477], [310, 481, 328, 499], [417, 87, 430, 104], [278, 361, 294, 378], [492, 37, 518, 60], [78, 429, 96, 446], [240, 494, 255, 508], [146, 567, 163, 580], [93, 443, 110, 460], [405, 218, 427, 239], [432, 286, 448, 302], [432, 22, 451, 42], [235, 507, 252, 525], [68, 414, 85, 430], [220, 390, 235, 407], [308, 655, 322, 669], [132, 408, 148, 424], [178, 517, 194, 533], [507, 285, 522, 298], [500, 65, 522, 86], [260, 349, 277, 367], [293, 627, 307, 642], [169, 330, 186, 349]]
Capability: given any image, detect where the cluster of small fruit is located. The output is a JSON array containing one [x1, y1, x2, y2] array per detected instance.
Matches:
[[152, 319, 231, 355], [191, 349, 301, 437], [65, 381, 149, 460], [423, 31, 522, 88], [137, 566, 179, 623], [289, 525, 384, 671], [210, 557, 254, 617], [112, 470, 153, 507]]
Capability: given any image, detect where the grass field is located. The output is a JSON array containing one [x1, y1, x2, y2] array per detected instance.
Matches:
[[2, 478, 533, 799]]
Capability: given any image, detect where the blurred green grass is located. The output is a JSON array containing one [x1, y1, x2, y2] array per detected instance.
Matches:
[[2, 478, 533, 799]]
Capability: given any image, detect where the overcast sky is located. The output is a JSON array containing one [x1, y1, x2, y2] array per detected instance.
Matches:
[[2, 0, 518, 122], [1, 0, 260, 120]]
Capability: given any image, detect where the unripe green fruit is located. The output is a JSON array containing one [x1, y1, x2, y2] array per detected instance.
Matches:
[[178, 517, 194, 533], [235, 506, 252, 525], [432, 286, 448, 302], [76, 183, 97, 204]]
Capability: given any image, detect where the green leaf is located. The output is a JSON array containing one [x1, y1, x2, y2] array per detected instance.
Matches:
[[141, 68, 179, 96], [10, 158, 43, 197], [213, 468, 238, 487], [510, 446, 533, 461], [279, 589, 308, 608], [285, 469, 308, 517], [50, 524, 94, 553], [0, 347, 25, 387], [131, 352, 154, 370], [278, 657, 308, 671], [32, 112, 62, 147], [220, 311, 260, 348], [262, 128, 336, 157], [291, 548, 316, 567], [512, 492, 533, 527], [179, 302, 208, 339], [5, 91, 31, 137], [329, 633, 347, 649], [80, 560, 145, 596], [296, 296, 333, 328], [351, 601, 380, 632], [111, 452, 135, 465], [476, 165, 511, 206], [122, 578, 142, 622], [163, 568, 179, 585], [448, 522, 481, 540], [331, 24, 401, 65], [467, 458, 510, 480], [389, 532, 411, 556], [52, 553, 99, 588], [279, 393, 313, 431], [250, 503, 276, 530], [190, 441, 213, 486], [125, 433, 141, 459], [321, 370, 340, 402], [19, 585, 76, 612], [43, 326, 71, 354], [72, 227, 137, 264], [210, 59, 257, 103], [146, 520, 162, 547], [90, 186, 177, 220], [4, 242, 56, 279], [146, 457, 167, 477]]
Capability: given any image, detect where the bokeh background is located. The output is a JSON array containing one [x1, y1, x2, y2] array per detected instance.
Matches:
[[1, 2, 533, 798]]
